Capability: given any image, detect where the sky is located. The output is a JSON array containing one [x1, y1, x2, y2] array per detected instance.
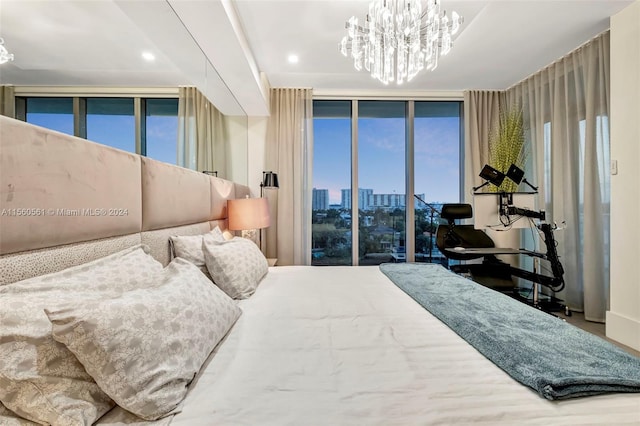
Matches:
[[313, 113, 461, 205], [27, 105, 177, 165]]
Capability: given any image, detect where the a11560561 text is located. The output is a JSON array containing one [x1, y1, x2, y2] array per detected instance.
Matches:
[[1, 208, 129, 217]]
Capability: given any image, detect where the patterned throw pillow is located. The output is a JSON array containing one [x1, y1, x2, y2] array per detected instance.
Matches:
[[46, 257, 242, 421], [169, 227, 226, 278], [0, 402, 37, 426], [0, 245, 163, 425], [202, 233, 269, 299]]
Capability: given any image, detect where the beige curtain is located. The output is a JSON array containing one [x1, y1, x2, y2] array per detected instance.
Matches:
[[264, 88, 313, 265], [506, 31, 611, 321], [464, 90, 521, 265], [177, 86, 227, 177], [0, 85, 15, 118], [463, 90, 505, 203]]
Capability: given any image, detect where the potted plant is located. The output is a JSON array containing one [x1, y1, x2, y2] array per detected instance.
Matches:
[[487, 105, 527, 192], [484, 104, 528, 271]]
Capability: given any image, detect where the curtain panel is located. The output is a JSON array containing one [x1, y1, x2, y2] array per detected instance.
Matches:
[[0, 85, 15, 118], [463, 90, 522, 266], [264, 88, 313, 266], [463, 90, 506, 204], [177, 86, 228, 177], [506, 31, 611, 321]]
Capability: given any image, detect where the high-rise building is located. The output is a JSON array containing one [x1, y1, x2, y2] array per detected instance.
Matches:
[[312, 188, 329, 210], [341, 188, 373, 210], [369, 193, 404, 209], [341, 189, 350, 209], [340, 190, 427, 211], [368, 193, 427, 210]]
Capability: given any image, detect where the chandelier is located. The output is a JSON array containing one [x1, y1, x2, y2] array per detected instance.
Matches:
[[0, 38, 14, 65], [340, 0, 463, 85]]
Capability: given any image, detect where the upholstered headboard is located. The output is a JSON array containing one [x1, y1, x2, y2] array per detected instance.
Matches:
[[0, 115, 250, 285]]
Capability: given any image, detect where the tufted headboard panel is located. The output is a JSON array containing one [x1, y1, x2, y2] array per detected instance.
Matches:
[[0, 115, 250, 284], [0, 116, 142, 255], [140, 156, 214, 232]]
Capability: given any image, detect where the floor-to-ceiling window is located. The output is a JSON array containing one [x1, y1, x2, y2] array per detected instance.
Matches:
[[414, 101, 462, 264], [87, 98, 135, 153], [312, 99, 462, 266], [24, 98, 74, 136], [17, 94, 178, 164], [145, 98, 179, 165], [358, 101, 406, 265], [312, 101, 352, 265]]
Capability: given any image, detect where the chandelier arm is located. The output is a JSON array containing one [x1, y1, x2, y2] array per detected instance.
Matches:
[[339, 0, 462, 85]]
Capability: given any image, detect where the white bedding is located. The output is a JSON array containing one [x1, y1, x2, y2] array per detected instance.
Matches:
[[167, 266, 640, 425]]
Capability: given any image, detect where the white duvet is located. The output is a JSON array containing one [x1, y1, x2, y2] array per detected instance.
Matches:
[[166, 266, 640, 425]]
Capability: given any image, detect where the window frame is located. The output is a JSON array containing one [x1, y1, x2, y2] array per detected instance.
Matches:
[[312, 97, 464, 266], [14, 87, 178, 160]]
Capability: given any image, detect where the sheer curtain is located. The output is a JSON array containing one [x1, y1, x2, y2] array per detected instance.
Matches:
[[506, 31, 611, 321], [464, 90, 522, 265], [264, 88, 313, 266], [0, 85, 15, 118], [463, 90, 505, 204], [177, 86, 228, 176]]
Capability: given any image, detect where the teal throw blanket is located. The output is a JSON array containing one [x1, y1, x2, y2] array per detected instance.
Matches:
[[379, 263, 640, 400]]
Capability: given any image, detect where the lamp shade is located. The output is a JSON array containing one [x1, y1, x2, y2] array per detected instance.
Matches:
[[227, 197, 270, 231], [262, 171, 279, 189]]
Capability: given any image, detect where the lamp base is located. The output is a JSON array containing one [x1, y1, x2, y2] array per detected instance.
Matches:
[[240, 229, 258, 245]]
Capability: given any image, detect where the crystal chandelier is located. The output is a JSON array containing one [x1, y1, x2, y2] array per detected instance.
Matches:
[[340, 0, 463, 85], [0, 38, 14, 65]]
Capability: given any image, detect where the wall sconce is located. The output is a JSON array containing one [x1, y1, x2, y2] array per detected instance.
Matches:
[[260, 171, 279, 197], [227, 197, 270, 244]]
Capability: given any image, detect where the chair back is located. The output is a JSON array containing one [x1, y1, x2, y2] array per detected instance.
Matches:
[[435, 203, 494, 261], [440, 204, 473, 221]]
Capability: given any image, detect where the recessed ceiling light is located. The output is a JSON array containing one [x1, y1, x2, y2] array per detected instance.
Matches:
[[287, 54, 299, 64], [142, 51, 155, 61]]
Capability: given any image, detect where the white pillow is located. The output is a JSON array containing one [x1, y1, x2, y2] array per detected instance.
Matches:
[[169, 227, 226, 277], [46, 257, 242, 421], [203, 233, 268, 299], [0, 402, 37, 425], [0, 245, 163, 425]]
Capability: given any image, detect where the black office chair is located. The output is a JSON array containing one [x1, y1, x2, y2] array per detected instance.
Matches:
[[435, 203, 512, 287], [436, 204, 494, 259]]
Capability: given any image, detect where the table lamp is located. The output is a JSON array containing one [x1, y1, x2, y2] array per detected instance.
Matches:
[[227, 197, 270, 244]]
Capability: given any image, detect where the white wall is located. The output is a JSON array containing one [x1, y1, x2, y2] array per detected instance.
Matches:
[[247, 116, 269, 196], [225, 115, 249, 185], [607, 0, 640, 351]]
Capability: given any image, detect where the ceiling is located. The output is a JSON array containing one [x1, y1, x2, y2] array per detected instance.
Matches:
[[0, 0, 633, 116]]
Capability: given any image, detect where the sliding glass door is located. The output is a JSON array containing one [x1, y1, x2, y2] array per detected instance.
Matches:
[[312, 101, 352, 265], [312, 99, 462, 266], [414, 101, 463, 264], [358, 101, 406, 265]]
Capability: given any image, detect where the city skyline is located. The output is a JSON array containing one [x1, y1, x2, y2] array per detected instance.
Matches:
[[312, 188, 429, 211]]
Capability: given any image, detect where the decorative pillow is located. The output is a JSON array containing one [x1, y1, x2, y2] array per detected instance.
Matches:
[[202, 233, 269, 299], [0, 402, 37, 426], [46, 257, 242, 421], [169, 227, 226, 277], [0, 245, 163, 425]]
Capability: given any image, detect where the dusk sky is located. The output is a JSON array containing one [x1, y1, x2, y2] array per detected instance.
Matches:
[[26, 98, 177, 165], [313, 112, 461, 205]]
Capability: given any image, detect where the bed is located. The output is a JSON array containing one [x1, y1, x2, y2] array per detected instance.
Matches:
[[1, 116, 640, 425]]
